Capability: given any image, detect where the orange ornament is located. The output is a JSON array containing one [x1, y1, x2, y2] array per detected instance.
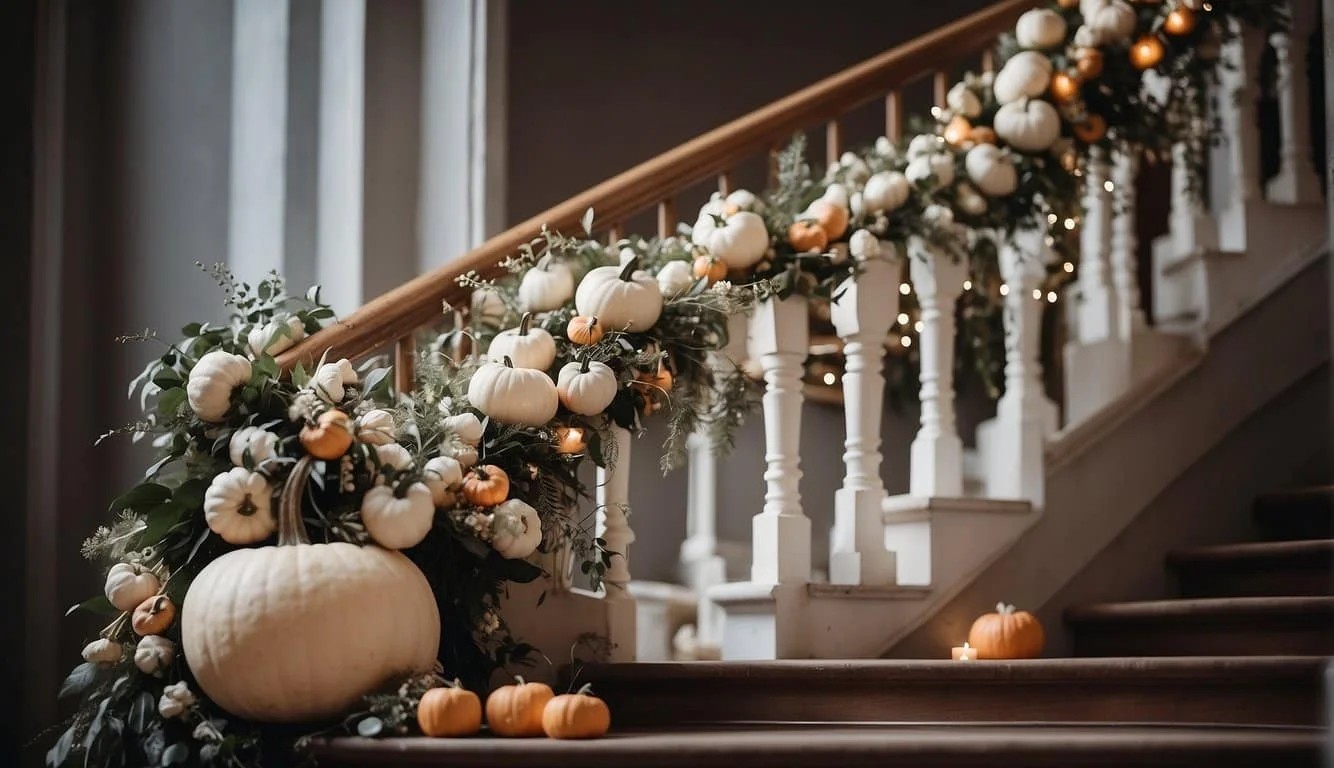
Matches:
[[418, 681, 483, 737], [542, 684, 611, 740], [1075, 48, 1104, 80], [1049, 71, 1081, 104], [1058, 0, 1078, 7], [943, 115, 973, 147], [461, 465, 510, 506], [485, 676, 553, 737], [692, 255, 728, 285], [1130, 35, 1165, 70], [787, 220, 828, 252], [967, 602, 1045, 659], [300, 410, 353, 460], [806, 199, 849, 240], [566, 315, 603, 346], [970, 126, 998, 145], [132, 594, 176, 636], [1073, 113, 1108, 143], [1163, 5, 1197, 35]]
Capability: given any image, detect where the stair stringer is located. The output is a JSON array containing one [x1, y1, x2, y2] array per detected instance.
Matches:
[[881, 251, 1330, 658]]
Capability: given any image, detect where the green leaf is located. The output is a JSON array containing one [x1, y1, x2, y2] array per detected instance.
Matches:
[[155, 387, 187, 419], [362, 367, 393, 401], [356, 716, 384, 738], [58, 663, 102, 701], [581, 207, 595, 235], [181, 322, 202, 337], [495, 556, 543, 584], [151, 368, 183, 389], [66, 595, 117, 618], [292, 361, 310, 388], [110, 483, 171, 514], [128, 691, 154, 734], [161, 743, 189, 766], [46, 725, 75, 767]]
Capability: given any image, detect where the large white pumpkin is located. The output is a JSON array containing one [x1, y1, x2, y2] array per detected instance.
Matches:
[[556, 359, 618, 416], [992, 51, 1053, 104], [466, 358, 559, 427], [574, 257, 663, 332], [1015, 8, 1068, 49], [182, 458, 440, 723], [487, 313, 557, 371], [994, 98, 1062, 153], [689, 210, 769, 269], [517, 259, 574, 313], [965, 144, 1019, 197]]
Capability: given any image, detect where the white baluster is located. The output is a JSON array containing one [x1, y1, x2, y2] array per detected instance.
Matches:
[[1217, 21, 1265, 250], [983, 230, 1058, 506], [1076, 146, 1118, 343], [317, 0, 367, 312], [908, 239, 967, 497], [1265, 0, 1321, 204], [1169, 142, 1218, 258], [749, 296, 811, 584], [596, 424, 636, 660], [1110, 150, 1144, 340], [830, 251, 899, 585]]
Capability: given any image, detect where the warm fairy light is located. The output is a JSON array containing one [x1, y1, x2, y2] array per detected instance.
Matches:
[[999, 283, 1010, 296], [899, 283, 911, 295], [1063, 261, 1075, 273], [822, 372, 837, 386], [897, 312, 910, 324], [901, 336, 913, 347], [1032, 289, 1043, 300], [1064, 218, 1077, 230], [555, 426, 586, 454], [1047, 213, 1058, 224], [963, 280, 973, 290], [914, 320, 924, 332], [1047, 291, 1058, 303], [1045, 236, 1056, 246], [1202, 2, 1212, 9], [930, 106, 943, 119], [1103, 180, 1115, 192]]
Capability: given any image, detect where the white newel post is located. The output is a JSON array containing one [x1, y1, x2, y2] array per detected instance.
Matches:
[[983, 230, 1058, 506], [750, 296, 811, 584], [1077, 146, 1119, 342], [830, 252, 899, 585], [908, 239, 967, 498], [1110, 150, 1144, 340], [1265, 0, 1321, 204], [597, 424, 636, 660], [1217, 21, 1264, 251]]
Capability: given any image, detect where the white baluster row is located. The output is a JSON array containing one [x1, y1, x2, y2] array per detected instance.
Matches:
[[596, 424, 636, 661], [1264, 0, 1321, 205]]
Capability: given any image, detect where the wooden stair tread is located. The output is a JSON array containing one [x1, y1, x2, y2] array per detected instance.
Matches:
[[308, 725, 1323, 767], [1065, 596, 1334, 623], [1167, 539, 1334, 567]]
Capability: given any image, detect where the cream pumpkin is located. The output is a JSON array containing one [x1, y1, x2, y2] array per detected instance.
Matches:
[[228, 426, 278, 467], [312, 358, 358, 404], [422, 456, 464, 507], [656, 260, 696, 297], [467, 358, 560, 427], [574, 257, 663, 332], [994, 98, 1062, 153], [965, 144, 1019, 196], [488, 313, 558, 371], [1086, 0, 1136, 44], [443, 413, 484, 446], [689, 210, 768, 269], [186, 351, 252, 423], [517, 258, 575, 313], [470, 288, 507, 328], [1015, 8, 1068, 49], [203, 467, 277, 546], [556, 359, 618, 416], [104, 562, 162, 612], [862, 171, 912, 214], [906, 153, 955, 188], [992, 51, 1053, 104], [355, 409, 397, 446], [182, 457, 440, 723], [490, 499, 542, 559], [360, 483, 435, 550], [247, 315, 306, 358], [946, 82, 982, 118]]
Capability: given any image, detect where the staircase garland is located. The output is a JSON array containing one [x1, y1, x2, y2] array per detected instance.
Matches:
[[46, 1, 1280, 766]]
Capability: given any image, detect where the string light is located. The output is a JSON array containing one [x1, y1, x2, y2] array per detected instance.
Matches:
[[914, 320, 924, 332], [822, 372, 837, 385], [1047, 213, 1058, 224], [1047, 291, 1058, 303], [1063, 261, 1075, 273], [930, 106, 943, 119], [899, 283, 911, 295], [963, 280, 973, 290], [901, 336, 913, 347], [1103, 180, 1115, 192], [1031, 288, 1043, 300], [1044, 236, 1056, 246], [999, 284, 1010, 296], [897, 312, 910, 325], [1202, 1, 1212, 9], [1063, 217, 1077, 230]]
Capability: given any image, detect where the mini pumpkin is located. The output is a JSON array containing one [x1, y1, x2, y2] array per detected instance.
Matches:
[[1076, 48, 1104, 80], [356, 409, 397, 446], [247, 315, 305, 358], [466, 357, 560, 427], [517, 257, 575, 313], [443, 413, 484, 446], [574, 256, 663, 332], [312, 358, 358, 404], [965, 144, 1019, 197], [692, 255, 727, 285], [1073, 113, 1108, 143], [787, 220, 828, 252], [186, 351, 252, 423], [992, 51, 1052, 104], [361, 483, 435, 550], [946, 81, 981, 118], [943, 115, 973, 147], [970, 126, 998, 145], [490, 499, 542, 559], [104, 562, 162, 612], [554, 426, 586, 454], [1049, 71, 1081, 104], [132, 595, 177, 636], [1087, 0, 1137, 43], [1015, 7, 1067, 49], [301, 409, 354, 460], [968, 602, 1045, 659], [204, 467, 277, 545], [805, 199, 849, 240], [462, 465, 510, 506], [689, 210, 769, 269], [542, 684, 611, 740], [994, 98, 1061, 153], [489, 312, 558, 371], [1130, 34, 1166, 70], [423, 456, 464, 506], [134, 635, 176, 677], [418, 680, 483, 737], [228, 426, 278, 467], [862, 171, 911, 214], [557, 358, 618, 416], [1163, 5, 1197, 35], [82, 638, 122, 665], [905, 153, 955, 188], [656, 261, 696, 297], [566, 315, 604, 346], [485, 676, 553, 737]]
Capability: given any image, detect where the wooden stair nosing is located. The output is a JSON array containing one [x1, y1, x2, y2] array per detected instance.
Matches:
[[1064, 596, 1334, 624], [1167, 539, 1334, 568]]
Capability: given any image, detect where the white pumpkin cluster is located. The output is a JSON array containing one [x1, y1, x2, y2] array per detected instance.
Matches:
[[690, 192, 769, 271], [905, 134, 955, 190]]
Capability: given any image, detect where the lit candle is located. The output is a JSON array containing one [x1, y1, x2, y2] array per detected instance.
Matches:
[[951, 642, 977, 661]]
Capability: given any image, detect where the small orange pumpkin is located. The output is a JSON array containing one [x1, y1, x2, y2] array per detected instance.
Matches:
[[542, 683, 611, 740], [806, 199, 849, 240], [485, 676, 553, 737], [554, 426, 586, 455], [1049, 71, 1081, 104], [132, 594, 176, 636], [943, 115, 973, 147], [1073, 113, 1108, 144], [418, 679, 482, 737], [566, 315, 603, 346], [636, 357, 674, 393], [1075, 48, 1104, 80], [970, 126, 998, 146], [692, 255, 728, 285], [967, 602, 1045, 659], [787, 220, 828, 252], [301, 409, 353, 460], [461, 465, 510, 506]]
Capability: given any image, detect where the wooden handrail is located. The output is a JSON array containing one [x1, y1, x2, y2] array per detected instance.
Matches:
[[277, 0, 1039, 370]]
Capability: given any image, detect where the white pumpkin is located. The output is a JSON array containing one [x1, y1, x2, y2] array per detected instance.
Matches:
[[992, 51, 1053, 104], [467, 358, 559, 427], [556, 359, 618, 416], [689, 210, 769, 270], [187, 351, 252, 423], [134, 635, 176, 676], [443, 442, 479, 469], [356, 409, 397, 446], [104, 562, 162, 612], [183, 461, 440, 723], [82, 638, 122, 665], [965, 144, 1019, 196], [947, 82, 982, 118], [1073, 24, 1103, 49], [849, 192, 865, 219], [517, 259, 575, 313], [906, 153, 956, 188], [488, 313, 557, 371], [228, 426, 278, 467], [422, 456, 463, 507], [361, 483, 434, 550], [874, 136, 897, 158], [313, 358, 357, 404], [1086, 0, 1136, 43], [470, 288, 507, 328], [656, 260, 696, 297], [956, 182, 989, 215], [724, 188, 763, 213], [490, 499, 542, 559], [821, 183, 851, 209], [1015, 8, 1068, 49], [247, 315, 306, 358], [848, 230, 881, 261], [923, 204, 956, 229], [906, 133, 939, 161], [204, 467, 277, 545], [994, 98, 1062, 153], [574, 257, 664, 331], [862, 171, 912, 214], [374, 442, 414, 473], [443, 413, 484, 446], [158, 682, 195, 719]]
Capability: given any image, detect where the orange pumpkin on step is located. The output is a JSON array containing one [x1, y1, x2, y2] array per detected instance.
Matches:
[[968, 602, 1044, 659], [418, 679, 482, 737], [486, 676, 553, 737], [542, 683, 611, 740]]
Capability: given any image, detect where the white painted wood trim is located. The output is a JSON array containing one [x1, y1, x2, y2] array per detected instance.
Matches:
[[907, 239, 966, 497], [317, 0, 366, 312]]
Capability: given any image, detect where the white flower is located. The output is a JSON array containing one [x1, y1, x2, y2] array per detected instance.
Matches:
[[193, 721, 220, 742], [356, 409, 397, 446], [227, 426, 278, 468], [134, 636, 176, 677], [288, 391, 320, 422], [312, 358, 357, 404], [443, 413, 484, 447], [709, 280, 734, 295], [158, 681, 196, 719], [82, 639, 121, 665]]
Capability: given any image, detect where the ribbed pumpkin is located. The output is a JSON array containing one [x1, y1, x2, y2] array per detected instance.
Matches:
[[967, 602, 1045, 659], [182, 457, 440, 722]]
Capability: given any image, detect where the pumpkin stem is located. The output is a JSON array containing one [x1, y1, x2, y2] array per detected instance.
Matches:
[[518, 312, 532, 336], [278, 455, 315, 547], [997, 602, 1015, 615], [502, 355, 514, 369], [579, 354, 592, 374], [514, 675, 526, 686], [617, 256, 640, 282], [575, 683, 596, 696], [708, 213, 728, 228]]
